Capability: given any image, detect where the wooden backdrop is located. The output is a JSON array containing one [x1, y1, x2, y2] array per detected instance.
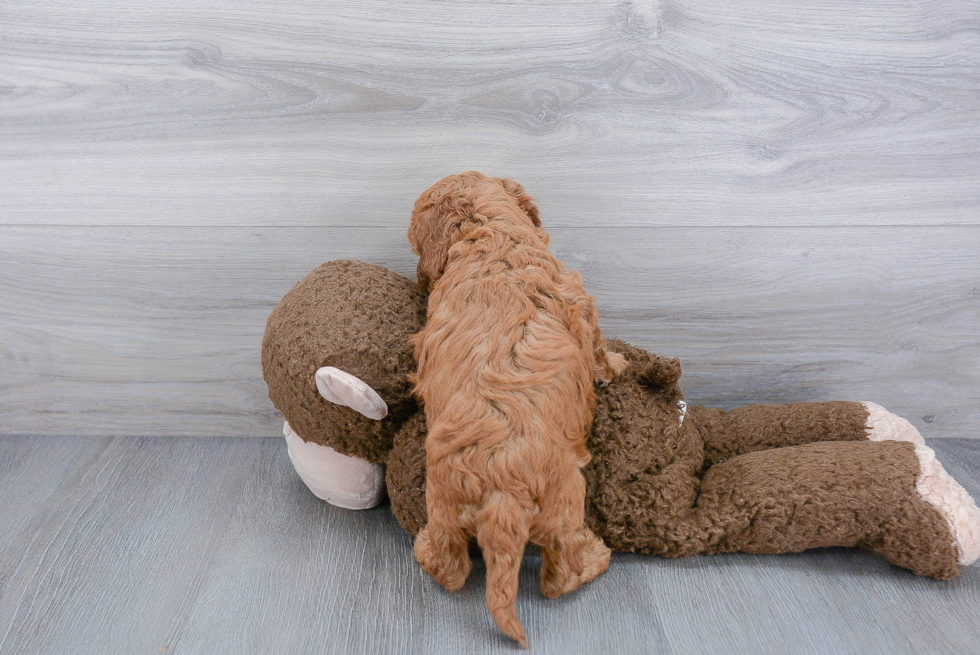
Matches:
[[2, 0, 978, 438]]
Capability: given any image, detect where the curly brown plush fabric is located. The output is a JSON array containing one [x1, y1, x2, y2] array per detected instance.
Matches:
[[388, 342, 959, 579], [263, 259, 972, 583], [692, 401, 870, 468], [262, 260, 426, 464]]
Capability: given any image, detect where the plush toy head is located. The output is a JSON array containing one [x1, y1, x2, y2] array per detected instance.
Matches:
[[262, 260, 427, 507]]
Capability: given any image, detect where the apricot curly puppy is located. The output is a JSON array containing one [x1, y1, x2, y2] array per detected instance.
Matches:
[[408, 172, 626, 648]]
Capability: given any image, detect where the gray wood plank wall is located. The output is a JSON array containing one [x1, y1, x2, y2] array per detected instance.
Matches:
[[2, 0, 978, 438]]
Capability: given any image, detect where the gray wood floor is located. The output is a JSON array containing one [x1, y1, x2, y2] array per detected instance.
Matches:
[[1, 435, 978, 655], [2, 0, 979, 439]]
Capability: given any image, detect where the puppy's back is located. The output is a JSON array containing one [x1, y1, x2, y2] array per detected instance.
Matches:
[[415, 247, 597, 462]]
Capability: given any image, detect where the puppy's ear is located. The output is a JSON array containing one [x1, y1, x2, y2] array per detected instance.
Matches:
[[409, 185, 473, 292], [495, 177, 540, 227]]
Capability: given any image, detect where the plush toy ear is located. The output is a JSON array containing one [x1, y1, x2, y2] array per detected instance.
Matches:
[[637, 355, 682, 391], [495, 177, 541, 227], [315, 366, 388, 420]]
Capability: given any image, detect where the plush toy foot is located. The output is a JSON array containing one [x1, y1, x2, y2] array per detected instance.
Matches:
[[862, 402, 925, 445], [539, 529, 611, 599], [860, 442, 980, 579], [283, 421, 386, 510], [912, 443, 980, 567], [861, 403, 980, 568], [691, 440, 975, 579]]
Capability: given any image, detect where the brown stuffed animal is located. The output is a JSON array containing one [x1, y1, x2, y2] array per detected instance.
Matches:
[[262, 259, 980, 629]]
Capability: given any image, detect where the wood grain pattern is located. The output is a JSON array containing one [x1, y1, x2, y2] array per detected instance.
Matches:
[[0, 435, 977, 654], [2, 225, 978, 438], [1, 0, 978, 227], [1, 0, 978, 440]]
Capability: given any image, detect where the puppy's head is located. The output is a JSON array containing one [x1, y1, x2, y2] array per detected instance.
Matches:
[[408, 172, 541, 292]]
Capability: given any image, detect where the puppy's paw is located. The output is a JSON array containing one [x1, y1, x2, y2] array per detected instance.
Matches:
[[540, 530, 611, 598], [606, 352, 628, 377], [594, 352, 627, 386], [414, 527, 472, 592]]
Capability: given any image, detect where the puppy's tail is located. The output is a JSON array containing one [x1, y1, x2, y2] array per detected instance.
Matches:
[[476, 493, 530, 649]]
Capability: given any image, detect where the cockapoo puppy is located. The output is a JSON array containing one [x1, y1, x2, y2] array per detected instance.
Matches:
[[408, 172, 626, 647]]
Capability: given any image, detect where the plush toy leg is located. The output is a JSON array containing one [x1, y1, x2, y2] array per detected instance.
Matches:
[[692, 401, 880, 467], [691, 440, 980, 579], [693, 401, 928, 467], [283, 421, 387, 510]]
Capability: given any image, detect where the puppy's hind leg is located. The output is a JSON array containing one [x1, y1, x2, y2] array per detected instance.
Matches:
[[414, 498, 472, 592], [536, 470, 611, 598], [540, 528, 611, 599]]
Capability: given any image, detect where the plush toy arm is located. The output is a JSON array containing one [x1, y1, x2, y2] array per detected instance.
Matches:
[[386, 414, 429, 536], [690, 401, 881, 467]]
